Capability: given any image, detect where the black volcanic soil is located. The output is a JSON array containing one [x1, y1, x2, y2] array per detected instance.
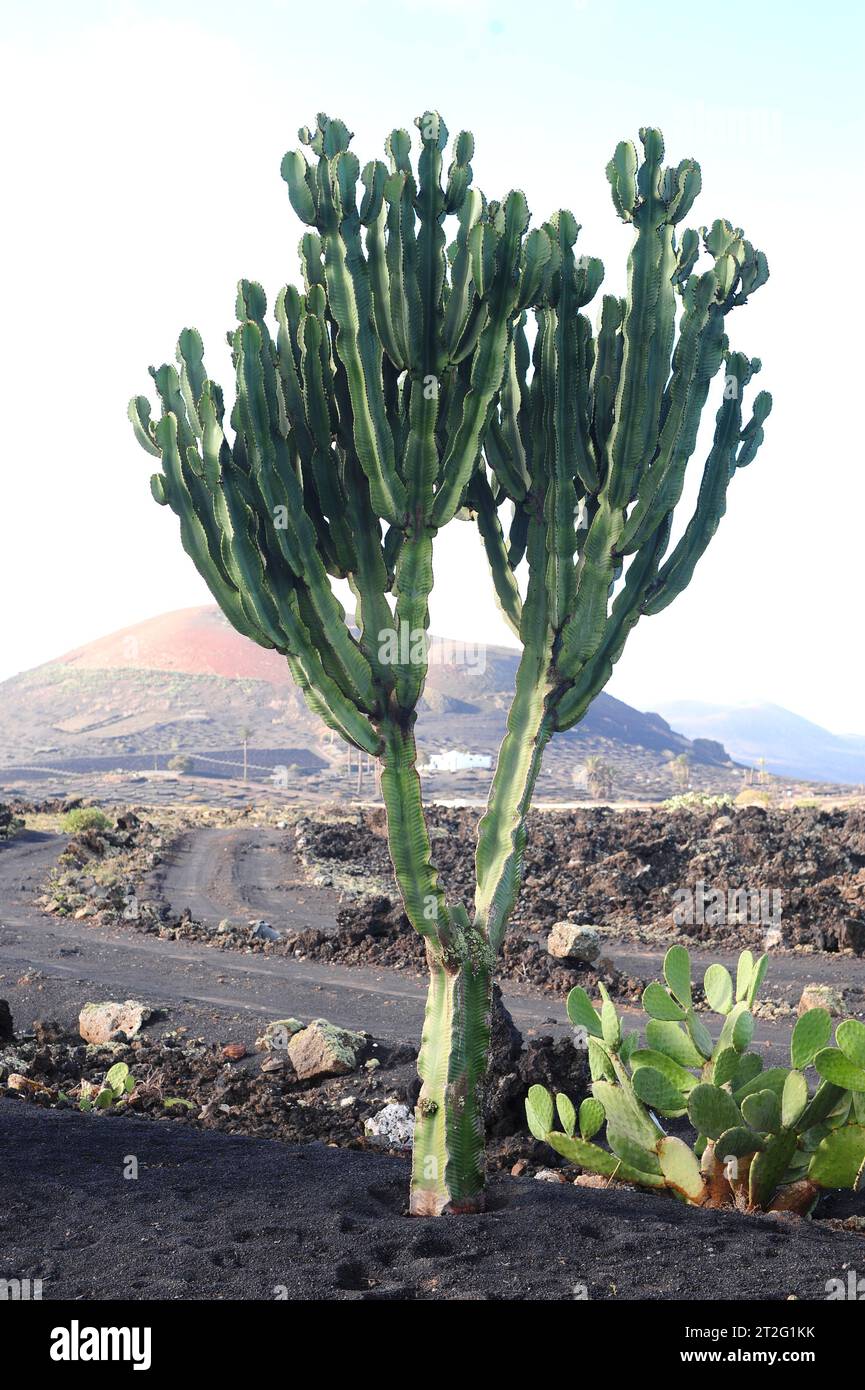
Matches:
[[294, 803, 865, 954], [3, 1099, 864, 1301], [0, 988, 585, 1174]]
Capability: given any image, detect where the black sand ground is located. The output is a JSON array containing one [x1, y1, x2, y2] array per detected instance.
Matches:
[[2, 1099, 863, 1302]]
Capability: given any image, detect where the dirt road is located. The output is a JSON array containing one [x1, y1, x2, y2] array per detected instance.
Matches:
[[0, 831, 565, 1046], [4, 826, 864, 1069], [152, 825, 341, 933]]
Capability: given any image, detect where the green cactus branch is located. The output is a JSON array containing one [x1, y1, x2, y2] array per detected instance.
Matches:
[[130, 113, 771, 1215]]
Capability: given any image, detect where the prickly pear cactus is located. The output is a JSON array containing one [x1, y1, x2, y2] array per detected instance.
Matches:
[[527, 948, 865, 1213]]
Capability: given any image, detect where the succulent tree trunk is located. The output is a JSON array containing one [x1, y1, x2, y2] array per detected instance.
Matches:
[[130, 112, 771, 1216]]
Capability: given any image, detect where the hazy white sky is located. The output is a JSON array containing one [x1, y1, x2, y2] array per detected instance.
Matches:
[[1, 0, 863, 731]]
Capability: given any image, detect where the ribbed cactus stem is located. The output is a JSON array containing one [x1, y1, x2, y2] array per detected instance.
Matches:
[[380, 718, 493, 1212], [410, 953, 492, 1215]]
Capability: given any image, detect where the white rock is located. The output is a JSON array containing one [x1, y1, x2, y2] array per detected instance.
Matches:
[[79, 1000, 152, 1045], [547, 922, 601, 962], [534, 1168, 568, 1183], [364, 1102, 414, 1148], [798, 984, 845, 1017]]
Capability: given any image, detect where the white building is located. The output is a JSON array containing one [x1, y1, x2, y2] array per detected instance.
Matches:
[[425, 749, 492, 773]]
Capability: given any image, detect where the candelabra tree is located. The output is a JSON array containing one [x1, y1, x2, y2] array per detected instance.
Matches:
[[129, 112, 771, 1215]]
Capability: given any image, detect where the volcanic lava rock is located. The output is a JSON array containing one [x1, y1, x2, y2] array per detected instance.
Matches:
[[287, 1019, 367, 1081]]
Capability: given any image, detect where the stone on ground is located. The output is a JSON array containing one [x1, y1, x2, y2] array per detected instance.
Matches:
[[78, 1000, 153, 1045], [364, 1102, 414, 1148], [255, 1018, 304, 1052], [797, 984, 844, 1017], [547, 922, 601, 962], [287, 1018, 366, 1081]]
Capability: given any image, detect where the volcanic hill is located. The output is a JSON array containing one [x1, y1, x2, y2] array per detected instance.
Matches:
[[0, 605, 743, 799]]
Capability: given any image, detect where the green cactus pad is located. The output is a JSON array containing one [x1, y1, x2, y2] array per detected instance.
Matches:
[[814, 1048, 865, 1093], [685, 1009, 715, 1061], [579, 1096, 605, 1141], [716, 1125, 763, 1159], [592, 1080, 660, 1148], [711, 1046, 740, 1088], [781, 1070, 809, 1130], [556, 1092, 577, 1138], [631, 1065, 687, 1115], [797, 1079, 847, 1133], [688, 1083, 743, 1139], [642, 983, 686, 1021], [735, 950, 755, 1002], [545, 1131, 619, 1176], [105, 1062, 130, 1094], [807, 1125, 865, 1190], [734, 1066, 789, 1104], [836, 1019, 865, 1070], [790, 1008, 832, 1070], [748, 1129, 797, 1208], [704, 963, 734, 1014], [566, 985, 603, 1038], [732, 1053, 764, 1091], [645, 1020, 704, 1068], [663, 945, 692, 1007], [588, 1037, 616, 1082], [608, 1128, 663, 1176], [525, 1084, 554, 1141], [741, 1088, 782, 1135], [630, 1048, 697, 1093], [598, 983, 622, 1049], [746, 953, 769, 1006], [657, 1135, 705, 1202], [546, 1131, 666, 1188], [718, 1001, 754, 1055]]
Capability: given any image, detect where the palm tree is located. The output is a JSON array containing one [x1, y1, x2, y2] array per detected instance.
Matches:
[[583, 755, 614, 800], [671, 752, 690, 791]]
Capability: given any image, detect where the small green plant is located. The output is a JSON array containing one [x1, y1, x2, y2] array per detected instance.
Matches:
[[167, 754, 193, 774], [77, 1062, 136, 1113], [526, 946, 865, 1214], [0, 803, 25, 840], [662, 791, 733, 811], [61, 807, 111, 835], [735, 788, 772, 809]]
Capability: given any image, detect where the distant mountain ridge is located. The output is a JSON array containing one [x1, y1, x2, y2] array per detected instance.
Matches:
[[657, 699, 865, 786], [0, 606, 752, 799]]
